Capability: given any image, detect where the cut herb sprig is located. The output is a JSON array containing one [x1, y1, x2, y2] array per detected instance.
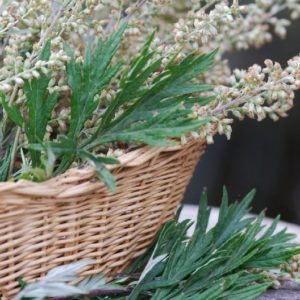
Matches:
[[15, 188, 300, 300]]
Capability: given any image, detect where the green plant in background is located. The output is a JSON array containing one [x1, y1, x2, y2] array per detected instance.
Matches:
[[15, 189, 300, 300]]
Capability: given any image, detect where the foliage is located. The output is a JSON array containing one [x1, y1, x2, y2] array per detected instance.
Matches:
[[15, 24, 215, 190], [0, 0, 299, 188], [15, 189, 300, 300], [2, 41, 58, 167], [54, 22, 127, 175], [15, 260, 119, 300]]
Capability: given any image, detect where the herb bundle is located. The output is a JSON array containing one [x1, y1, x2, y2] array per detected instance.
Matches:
[[15, 189, 300, 300], [0, 0, 299, 188], [1, 23, 215, 189]]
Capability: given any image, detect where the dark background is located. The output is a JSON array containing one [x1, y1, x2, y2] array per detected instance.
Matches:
[[183, 17, 300, 224]]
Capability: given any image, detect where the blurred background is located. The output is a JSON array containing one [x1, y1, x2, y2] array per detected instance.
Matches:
[[183, 16, 300, 224]]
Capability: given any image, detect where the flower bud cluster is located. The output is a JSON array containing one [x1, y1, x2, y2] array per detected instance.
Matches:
[[173, 1, 300, 55], [223, 55, 300, 122], [188, 54, 300, 143], [0, 0, 299, 155], [283, 254, 300, 279]]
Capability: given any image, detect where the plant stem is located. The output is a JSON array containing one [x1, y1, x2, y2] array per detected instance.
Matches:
[[51, 287, 132, 299], [8, 126, 21, 177], [211, 77, 289, 115]]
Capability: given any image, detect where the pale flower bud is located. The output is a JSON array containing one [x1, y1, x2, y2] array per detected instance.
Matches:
[[32, 70, 40, 79], [206, 135, 214, 144], [14, 77, 24, 86]]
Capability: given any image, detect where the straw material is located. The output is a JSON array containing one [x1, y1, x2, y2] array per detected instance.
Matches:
[[0, 139, 205, 298]]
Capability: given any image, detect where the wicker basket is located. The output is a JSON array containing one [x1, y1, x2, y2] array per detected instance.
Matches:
[[0, 139, 205, 298]]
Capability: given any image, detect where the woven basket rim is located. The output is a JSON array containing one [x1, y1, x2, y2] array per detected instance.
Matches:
[[0, 139, 205, 298], [0, 140, 203, 199]]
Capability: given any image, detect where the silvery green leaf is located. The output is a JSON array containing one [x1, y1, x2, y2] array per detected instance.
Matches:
[[138, 253, 167, 283], [77, 274, 122, 292], [14, 282, 84, 300], [43, 258, 95, 282], [77, 274, 106, 291], [14, 259, 95, 300]]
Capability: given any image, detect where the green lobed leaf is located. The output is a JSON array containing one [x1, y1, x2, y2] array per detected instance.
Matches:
[[23, 40, 58, 167], [78, 150, 117, 192], [83, 38, 216, 153], [55, 22, 127, 174], [127, 189, 300, 300]]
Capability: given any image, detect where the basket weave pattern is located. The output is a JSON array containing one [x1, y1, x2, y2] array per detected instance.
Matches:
[[0, 140, 205, 298]]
